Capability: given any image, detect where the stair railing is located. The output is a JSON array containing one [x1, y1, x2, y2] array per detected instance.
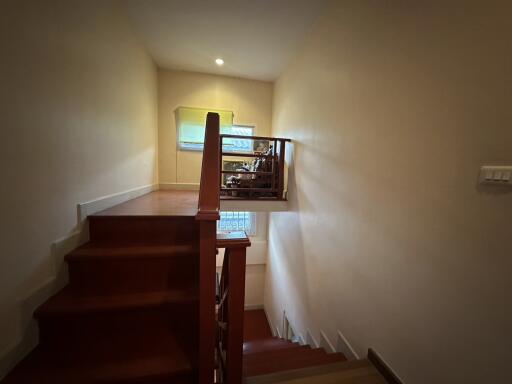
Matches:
[[196, 112, 221, 384], [220, 134, 291, 200], [216, 231, 251, 384]]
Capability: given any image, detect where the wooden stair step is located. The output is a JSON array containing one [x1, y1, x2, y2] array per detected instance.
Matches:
[[244, 348, 347, 377], [243, 338, 302, 354], [88, 215, 199, 245], [2, 329, 194, 384], [66, 243, 199, 295], [66, 243, 198, 260], [244, 345, 315, 362], [244, 359, 383, 384], [35, 287, 198, 317]]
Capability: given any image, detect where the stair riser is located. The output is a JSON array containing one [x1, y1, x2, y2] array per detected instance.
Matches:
[[38, 305, 198, 355], [89, 217, 199, 245], [244, 341, 302, 354], [68, 256, 198, 295]]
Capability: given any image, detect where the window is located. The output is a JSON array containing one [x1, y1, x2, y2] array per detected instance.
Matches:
[[217, 211, 256, 236], [221, 124, 254, 153], [176, 107, 254, 151]]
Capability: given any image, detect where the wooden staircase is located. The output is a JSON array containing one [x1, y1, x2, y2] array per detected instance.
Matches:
[[242, 311, 386, 384], [2, 113, 388, 384], [3, 208, 201, 384]]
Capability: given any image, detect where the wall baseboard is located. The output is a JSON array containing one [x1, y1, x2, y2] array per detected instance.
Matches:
[[159, 182, 200, 191], [368, 348, 404, 384], [78, 183, 158, 221], [336, 330, 359, 360]]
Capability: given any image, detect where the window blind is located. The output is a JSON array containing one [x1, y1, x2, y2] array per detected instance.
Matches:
[[176, 107, 234, 150]]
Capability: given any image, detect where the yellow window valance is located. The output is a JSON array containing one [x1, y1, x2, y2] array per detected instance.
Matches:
[[175, 107, 234, 150]]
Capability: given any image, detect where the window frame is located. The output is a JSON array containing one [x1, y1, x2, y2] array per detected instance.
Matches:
[[221, 124, 256, 154], [217, 211, 257, 236]]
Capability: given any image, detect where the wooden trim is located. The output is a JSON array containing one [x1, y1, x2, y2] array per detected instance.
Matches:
[[221, 187, 278, 192], [221, 170, 273, 175], [196, 210, 221, 221], [367, 348, 404, 384], [221, 152, 273, 158], [217, 231, 251, 249], [220, 133, 291, 142]]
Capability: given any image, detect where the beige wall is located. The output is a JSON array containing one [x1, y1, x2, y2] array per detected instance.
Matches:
[[265, 1, 512, 383], [158, 69, 273, 184], [157, 70, 273, 308], [0, 0, 158, 376]]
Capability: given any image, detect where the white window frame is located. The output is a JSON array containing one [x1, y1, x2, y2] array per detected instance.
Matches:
[[217, 211, 257, 236], [221, 124, 255, 154]]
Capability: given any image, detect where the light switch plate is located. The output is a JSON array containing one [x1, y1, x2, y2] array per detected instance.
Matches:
[[479, 166, 512, 186]]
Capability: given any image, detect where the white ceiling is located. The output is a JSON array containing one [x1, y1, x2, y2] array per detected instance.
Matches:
[[122, 0, 329, 81]]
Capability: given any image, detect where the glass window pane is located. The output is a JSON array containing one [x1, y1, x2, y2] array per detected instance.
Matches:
[[217, 211, 255, 235]]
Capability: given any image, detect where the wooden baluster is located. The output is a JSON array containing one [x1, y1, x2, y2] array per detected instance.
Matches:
[[271, 139, 277, 192], [277, 139, 286, 200], [225, 247, 246, 384], [220, 135, 224, 189]]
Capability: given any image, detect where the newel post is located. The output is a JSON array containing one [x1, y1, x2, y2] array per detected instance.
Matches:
[[196, 112, 221, 384]]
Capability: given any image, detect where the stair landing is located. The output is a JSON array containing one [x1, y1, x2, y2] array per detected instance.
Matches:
[[93, 190, 199, 217]]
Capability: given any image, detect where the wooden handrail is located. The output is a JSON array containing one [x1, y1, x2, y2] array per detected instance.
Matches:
[[221, 133, 291, 142], [221, 152, 274, 158], [196, 112, 221, 384]]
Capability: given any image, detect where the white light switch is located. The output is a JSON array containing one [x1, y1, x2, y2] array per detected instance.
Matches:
[[480, 166, 512, 186]]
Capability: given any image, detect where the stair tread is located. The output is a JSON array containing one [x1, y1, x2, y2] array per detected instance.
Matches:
[[244, 359, 381, 384], [66, 243, 197, 261], [243, 340, 347, 377], [244, 354, 347, 377], [90, 190, 198, 217], [3, 329, 193, 383], [244, 338, 302, 354], [35, 286, 198, 317]]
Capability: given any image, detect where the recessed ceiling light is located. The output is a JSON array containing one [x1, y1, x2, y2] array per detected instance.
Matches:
[[215, 58, 224, 66]]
